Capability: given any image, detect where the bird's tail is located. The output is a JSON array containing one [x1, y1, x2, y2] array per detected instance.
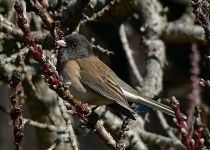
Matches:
[[122, 89, 186, 119]]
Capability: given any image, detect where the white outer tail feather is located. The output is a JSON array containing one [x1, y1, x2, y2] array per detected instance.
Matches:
[[122, 89, 186, 119]]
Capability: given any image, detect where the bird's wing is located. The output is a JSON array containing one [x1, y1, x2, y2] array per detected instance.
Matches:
[[76, 56, 131, 108], [62, 60, 86, 93]]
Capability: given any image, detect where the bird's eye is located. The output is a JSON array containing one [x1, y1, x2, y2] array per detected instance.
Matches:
[[71, 42, 77, 48]]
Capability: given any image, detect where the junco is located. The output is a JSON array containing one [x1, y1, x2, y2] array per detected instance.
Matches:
[[56, 34, 183, 120]]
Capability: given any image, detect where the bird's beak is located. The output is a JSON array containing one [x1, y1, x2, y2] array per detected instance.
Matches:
[[56, 39, 67, 47]]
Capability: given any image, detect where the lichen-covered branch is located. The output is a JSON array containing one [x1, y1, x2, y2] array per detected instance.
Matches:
[[58, 97, 79, 150], [137, 0, 166, 97], [191, 0, 210, 54], [163, 23, 205, 44], [96, 106, 185, 149]]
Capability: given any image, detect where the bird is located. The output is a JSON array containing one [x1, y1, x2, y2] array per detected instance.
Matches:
[[56, 34, 184, 120]]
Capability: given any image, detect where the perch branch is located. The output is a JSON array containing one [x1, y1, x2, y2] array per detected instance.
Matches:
[[14, 2, 120, 149]]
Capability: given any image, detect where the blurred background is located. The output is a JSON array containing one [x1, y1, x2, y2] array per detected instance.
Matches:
[[0, 0, 209, 149]]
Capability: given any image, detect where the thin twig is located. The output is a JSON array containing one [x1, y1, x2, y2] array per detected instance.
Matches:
[[0, 105, 67, 133], [156, 111, 177, 139], [116, 117, 130, 149], [193, 107, 204, 150], [0, 48, 29, 66], [119, 24, 143, 83], [96, 106, 185, 149], [58, 97, 79, 150], [171, 96, 191, 150], [187, 43, 201, 128], [10, 70, 24, 150], [20, 56, 40, 99], [91, 44, 114, 55], [47, 138, 62, 150], [75, 0, 121, 32]]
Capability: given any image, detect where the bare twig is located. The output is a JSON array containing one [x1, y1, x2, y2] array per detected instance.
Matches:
[[116, 117, 130, 149], [47, 138, 62, 150], [0, 105, 67, 133], [119, 24, 143, 83], [156, 111, 177, 139], [96, 106, 185, 150], [193, 107, 204, 150], [137, 128, 185, 149], [58, 97, 79, 150], [10, 70, 24, 150], [187, 43, 201, 128], [171, 97, 191, 149], [0, 14, 23, 40], [91, 44, 114, 55], [0, 48, 29, 66], [25, 0, 64, 40], [66, 0, 90, 32], [24, 118, 65, 132], [171, 97, 205, 150], [20, 56, 41, 99], [75, 0, 121, 32]]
